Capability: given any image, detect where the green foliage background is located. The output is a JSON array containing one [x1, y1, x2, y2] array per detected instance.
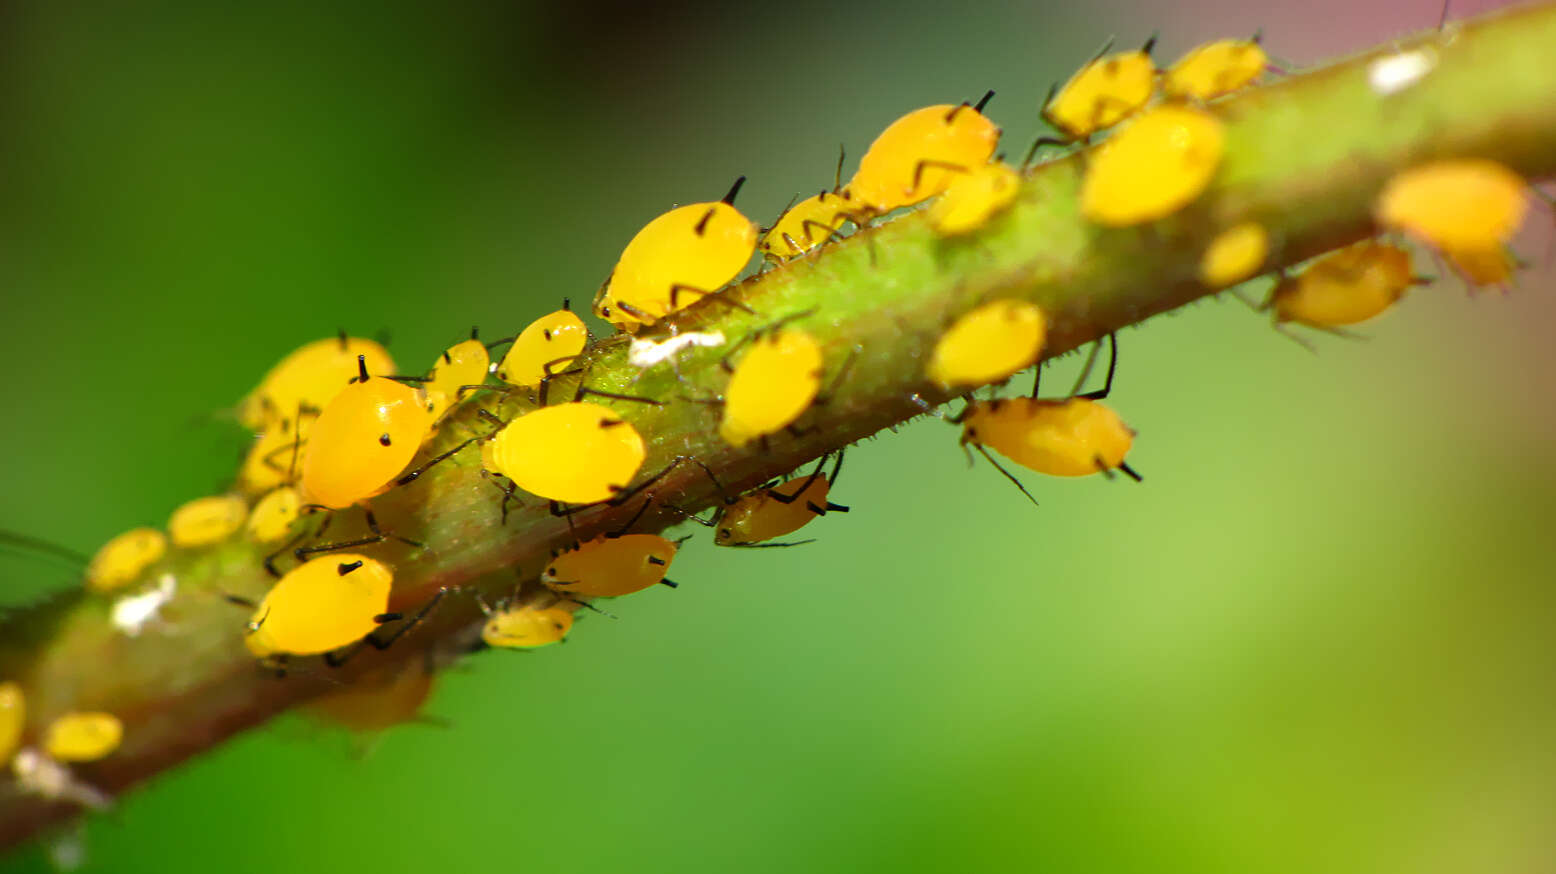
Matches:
[[0, 0, 1552, 870]]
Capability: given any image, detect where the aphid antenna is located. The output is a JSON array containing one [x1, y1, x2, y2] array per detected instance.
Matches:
[[832, 143, 847, 191], [657, 501, 717, 529], [0, 529, 88, 568], [563, 596, 617, 619]]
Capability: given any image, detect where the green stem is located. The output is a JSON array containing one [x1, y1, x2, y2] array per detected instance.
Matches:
[[3, 1, 1555, 851]]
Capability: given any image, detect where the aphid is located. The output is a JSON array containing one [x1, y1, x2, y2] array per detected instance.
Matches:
[[714, 453, 850, 548], [495, 302, 588, 389], [929, 161, 1022, 235], [955, 335, 1140, 497], [167, 494, 248, 548], [1266, 241, 1420, 336], [846, 92, 1001, 215], [1446, 246, 1519, 290], [236, 413, 310, 494], [238, 555, 442, 665], [238, 335, 395, 431], [487, 402, 648, 505], [593, 177, 758, 333], [1375, 159, 1528, 252], [926, 299, 1047, 388], [0, 682, 23, 765], [480, 600, 575, 648], [1199, 222, 1270, 287], [304, 657, 439, 735], [423, 329, 490, 421], [1162, 35, 1268, 102], [542, 534, 679, 598], [760, 147, 865, 261], [10, 748, 111, 810], [42, 712, 123, 763], [1042, 37, 1158, 142], [1080, 104, 1226, 227], [85, 527, 167, 592], [719, 325, 826, 448], [247, 486, 304, 544], [301, 356, 434, 510]]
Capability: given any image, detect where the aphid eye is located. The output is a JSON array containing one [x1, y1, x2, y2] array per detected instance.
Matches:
[[338, 560, 364, 576], [379, 434, 392, 446], [601, 307, 611, 317]]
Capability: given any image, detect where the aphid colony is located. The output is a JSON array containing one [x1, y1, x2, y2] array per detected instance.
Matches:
[[5, 24, 1544, 810]]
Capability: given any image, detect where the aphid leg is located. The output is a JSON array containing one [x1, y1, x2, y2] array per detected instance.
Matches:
[[395, 436, 480, 487], [1271, 320, 1320, 353], [909, 159, 970, 197], [658, 501, 718, 528], [608, 495, 656, 537], [606, 455, 692, 507], [223, 593, 257, 609], [1021, 129, 1071, 170], [294, 509, 419, 561], [669, 283, 757, 316], [799, 220, 848, 256], [1075, 333, 1118, 400], [324, 588, 450, 668], [681, 455, 736, 507], [815, 344, 862, 406], [972, 444, 1040, 506], [573, 385, 664, 406], [479, 470, 520, 525], [730, 538, 819, 549]]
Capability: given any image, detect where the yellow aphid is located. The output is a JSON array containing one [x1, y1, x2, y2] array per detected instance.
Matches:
[[1448, 246, 1518, 289], [244, 555, 394, 658], [236, 415, 310, 494], [1269, 241, 1417, 328], [43, 712, 123, 763], [301, 357, 434, 510], [1163, 36, 1267, 101], [424, 332, 490, 422], [930, 161, 1022, 235], [85, 527, 168, 592], [594, 177, 757, 332], [1199, 222, 1270, 287], [927, 299, 1047, 388], [481, 602, 574, 648], [1375, 159, 1528, 252], [542, 534, 679, 598], [488, 402, 647, 505], [167, 494, 248, 548], [497, 304, 588, 389], [761, 191, 861, 260], [719, 328, 825, 448], [0, 682, 23, 765], [305, 659, 437, 734], [247, 486, 303, 544], [961, 397, 1137, 478], [239, 336, 395, 431], [1044, 40, 1157, 140], [715, 455, 848, 547], [1081, 105, 1226, 227], [847, 94, 1001, 214]]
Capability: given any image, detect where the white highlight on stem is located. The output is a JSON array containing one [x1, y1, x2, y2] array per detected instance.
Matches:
[[1369, 48, 1437, 96], [628, 331, 726, 368], [111, 574, 176, 637], [11, 749, 112, 810]]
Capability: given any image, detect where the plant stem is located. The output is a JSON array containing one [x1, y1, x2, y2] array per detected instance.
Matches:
[[2, 1, 1554, 851]]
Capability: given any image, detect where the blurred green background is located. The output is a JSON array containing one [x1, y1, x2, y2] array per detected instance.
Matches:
[[2, 0, 1553, 871]]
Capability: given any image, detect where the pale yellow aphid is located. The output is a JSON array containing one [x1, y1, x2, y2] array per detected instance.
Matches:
[[961, 397, 1137, 478], [167, 494, 249, 548], [761, 191, 861, 260], [927, 299, 1047, 388], [1043, 39, 1158, 140], [1447, 246, 1519, 290], [238, 335, 395, 432], [243, 555, 396, 659], [43, 712, 123, 763], [236, 415, 310, 494], [930, 162, 1022, 235], [1375, 159, 1529, 252], [497, 304, 588, 389], [424, 332, 490, 421], [488, 402, 647, 505], [0, 682, 23, 766], [594, 177, 757, 333], [1081, 104, 1227, 227], [847, 95, 1001, 214], [1163, 36, 1268, 102], [1199, 222, 1270, 287], [247, 486, 303, 544], [1269, 241, 1418, 328], [719, 328, 825, 448], [481, 602, 575, 648], [85, 527, 168, 592], [305, 659, 438, 735]]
